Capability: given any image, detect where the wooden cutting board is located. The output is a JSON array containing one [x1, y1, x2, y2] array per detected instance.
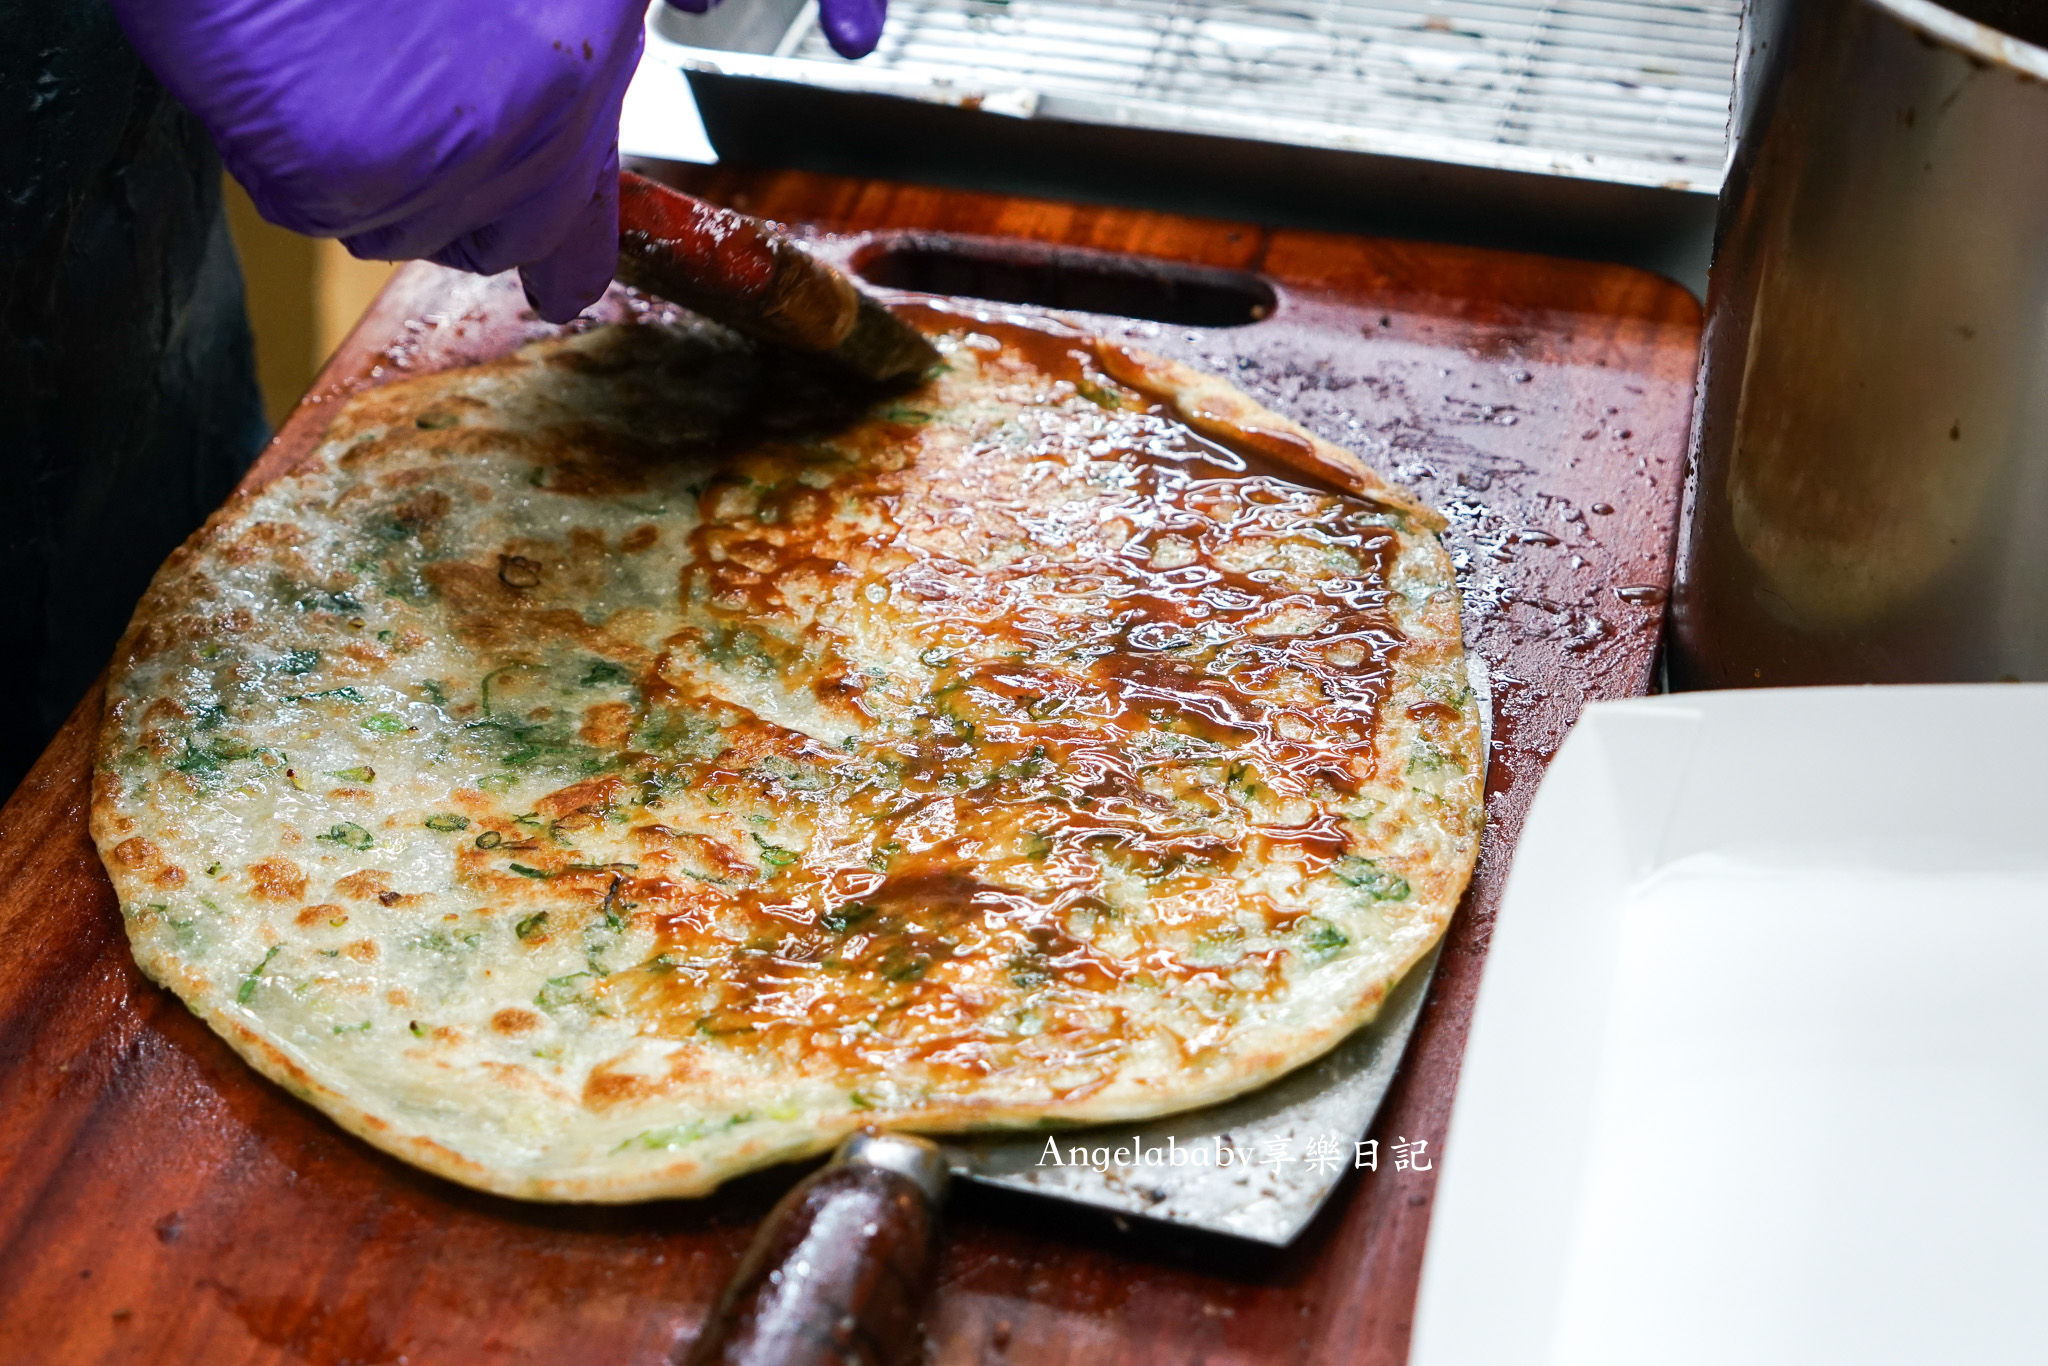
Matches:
[[0, 167, 1699, 1366]]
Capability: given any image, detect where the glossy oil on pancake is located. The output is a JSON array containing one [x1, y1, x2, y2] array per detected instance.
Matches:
[[91, 301, 1484, 1199]]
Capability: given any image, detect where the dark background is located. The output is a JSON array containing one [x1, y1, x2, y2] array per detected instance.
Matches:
[[0, 0, 266, 799]]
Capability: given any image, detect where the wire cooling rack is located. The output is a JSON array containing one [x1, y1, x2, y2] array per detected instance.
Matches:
[[656, 0, 1741, 192]]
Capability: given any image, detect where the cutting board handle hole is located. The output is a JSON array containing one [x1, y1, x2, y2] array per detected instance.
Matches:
[[852, 233, 1276, 328]]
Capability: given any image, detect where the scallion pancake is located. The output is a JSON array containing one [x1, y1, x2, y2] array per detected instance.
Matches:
[[92, 305, 1483, 1199]]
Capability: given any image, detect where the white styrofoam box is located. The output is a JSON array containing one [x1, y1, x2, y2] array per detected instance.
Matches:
[[1412, 685, 2048, 1366]]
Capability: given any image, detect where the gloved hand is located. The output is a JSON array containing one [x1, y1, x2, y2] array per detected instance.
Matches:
[[108, 0, 650, 322], [668, 0, 889, 63]]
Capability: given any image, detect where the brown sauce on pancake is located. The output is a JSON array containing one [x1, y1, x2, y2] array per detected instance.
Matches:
[[511, 311, 1418, 1082]]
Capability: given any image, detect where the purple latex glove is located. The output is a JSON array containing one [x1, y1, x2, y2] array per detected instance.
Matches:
[[108, 0, 649, 322], [668, 0, 889, 61]]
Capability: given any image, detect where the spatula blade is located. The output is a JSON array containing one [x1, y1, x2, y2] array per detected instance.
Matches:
[[944, 941, 1442, 1245]]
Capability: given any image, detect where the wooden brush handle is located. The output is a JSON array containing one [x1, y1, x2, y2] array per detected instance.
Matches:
[[682, 1134, 949, 1366], [616, 172, 938, 382]]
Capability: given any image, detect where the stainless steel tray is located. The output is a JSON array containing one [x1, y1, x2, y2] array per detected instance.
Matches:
[[648, 0, 1740, 195]]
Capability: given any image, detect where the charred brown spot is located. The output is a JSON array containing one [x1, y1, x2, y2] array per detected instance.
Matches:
[[248, 857, 308, 903], [491, 1008, 543, 1036], [296, 904, 347, 928], [111, 836, 187, 890], [537, 774, 630, 821], [345, 940, 379, 963], [579, 700, 636, 749], [421, 560, 638, 660], [389, 488, 452, 531], [334, 870, 392, 900], [530, 427, 669, 496], [582, 1068, 662, 1110], [92, 772, 124, 812], [224, 520, 308, 565], [139, 698, 190, 734], [620, 524, 660, 553]]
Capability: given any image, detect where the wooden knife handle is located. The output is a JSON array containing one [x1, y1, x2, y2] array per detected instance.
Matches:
[[683, 1133, 949, 1366], [616, 171, 938, 383]]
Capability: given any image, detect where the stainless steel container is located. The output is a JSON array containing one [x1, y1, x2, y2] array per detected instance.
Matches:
[[1671, 0, 2048, 686], [650, 0, 1740, 195], [643, 0, 1737, 292]]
